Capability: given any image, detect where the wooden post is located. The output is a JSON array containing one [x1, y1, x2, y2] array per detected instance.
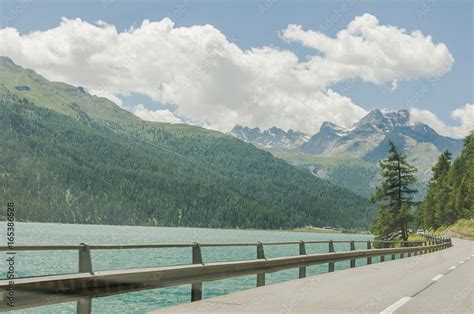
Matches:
[[191, 243, 203, 302], [350, 241, 356, 268], [257, 242, 266, 287], [391, 243, 395, 260], [407, 241, 411, 257], [328, 240, 335, 272], [366, 241, 372, 265], [424, 241, 428, 254], [299, 241, 306, 278]]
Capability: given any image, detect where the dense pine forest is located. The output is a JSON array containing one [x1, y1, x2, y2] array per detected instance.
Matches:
[[0, 58, 375, 229], [417, 133, 474, 229]]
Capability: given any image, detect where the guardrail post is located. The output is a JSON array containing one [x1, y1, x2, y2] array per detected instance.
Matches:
[[191, 243, 203, 302], [299, 241, 307, 278], [407, 242, 412, 257], [328, 240, 335, 272], [380, 242, 385, 262], [350, 241, 356, 268], [423, 241, 428, 254], [257, 242, 266, 287], [78, 244, 93, 314], [77, 297, 92, 314], [366, 241, 372, 265], [79, 243, 93, 273], [391, 243, 395, 260]]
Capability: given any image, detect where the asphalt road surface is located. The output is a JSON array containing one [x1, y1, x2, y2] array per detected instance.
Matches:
[[157, 238, 473, 313]]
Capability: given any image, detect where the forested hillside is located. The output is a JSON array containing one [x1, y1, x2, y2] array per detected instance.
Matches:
[[0, 58, 375, 229], [417, 133, 474, 229]]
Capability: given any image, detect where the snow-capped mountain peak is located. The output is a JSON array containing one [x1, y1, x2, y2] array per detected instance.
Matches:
[[230, 125, 309, 150], [353, 109, 410, 133], [231, 109, 463, 163]]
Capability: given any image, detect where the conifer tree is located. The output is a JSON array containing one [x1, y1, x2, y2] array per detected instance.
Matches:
[[417, 133, 474, 230], [422, 150, 451, 229], [371, 141, 418, 241]]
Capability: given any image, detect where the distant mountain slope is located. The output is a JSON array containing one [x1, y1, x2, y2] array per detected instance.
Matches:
[[0, 56, 374, 229], [268, 152, 379, 198], [363, 124, 463, 163], [232, 109, 464, 199]]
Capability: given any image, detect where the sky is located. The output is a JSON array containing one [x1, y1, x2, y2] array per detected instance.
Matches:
[[0, 0, 472, 137]]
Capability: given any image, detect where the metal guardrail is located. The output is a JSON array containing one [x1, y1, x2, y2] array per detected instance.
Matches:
[[0, 235, 451, 313]]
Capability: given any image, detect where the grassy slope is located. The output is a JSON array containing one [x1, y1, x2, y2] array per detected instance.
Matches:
[[268, 150, 379, 198], [436, 219, 474, 239]]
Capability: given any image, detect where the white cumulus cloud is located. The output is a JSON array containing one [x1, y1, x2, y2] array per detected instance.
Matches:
[[281, 13, 454, 86], [132, 104, 182, 124], [409, 104, 474, 138], [0, 14, 455, 134]]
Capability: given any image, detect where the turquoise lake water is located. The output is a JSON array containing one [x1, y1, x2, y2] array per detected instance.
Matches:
[[2, 222, 374, 313]]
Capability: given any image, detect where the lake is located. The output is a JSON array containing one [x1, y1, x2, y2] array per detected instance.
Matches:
[[2, 222, 373, 313]]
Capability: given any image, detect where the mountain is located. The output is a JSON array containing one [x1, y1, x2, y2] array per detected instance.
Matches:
[[234, 109, 464, 199], [301, 109, 463, 160], [0, 56, 374, 229], [230, 125, 309, 150]]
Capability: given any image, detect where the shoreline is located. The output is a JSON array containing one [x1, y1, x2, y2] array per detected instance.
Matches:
[[2, 219, 370, 235]]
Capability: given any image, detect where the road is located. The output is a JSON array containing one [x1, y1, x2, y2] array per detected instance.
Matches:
[[157, 238, 473, 313]]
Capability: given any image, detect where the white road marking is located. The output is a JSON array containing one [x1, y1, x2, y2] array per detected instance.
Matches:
[[380, 297, 412, 314], [449, 266, 456, 270], [459, 261, 465, 264], [431, 274, 444, 281]]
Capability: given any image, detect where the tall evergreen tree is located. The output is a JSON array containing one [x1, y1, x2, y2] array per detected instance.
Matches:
[[371, 141, 418, 241], [421, 150, 451, 229]]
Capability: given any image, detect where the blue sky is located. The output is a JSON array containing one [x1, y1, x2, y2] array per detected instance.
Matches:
[[1, 0, 472, 133]]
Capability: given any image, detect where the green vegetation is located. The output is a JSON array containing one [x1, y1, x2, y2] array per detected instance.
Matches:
[[417, 133, 474, 229], [0, 57, 375, 229], [269, 150, 379, 198], [370, 141, 418, 241], [407, 234, 425, 242], [268, 151, 371, 167], [447, 219, 474, 238]]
